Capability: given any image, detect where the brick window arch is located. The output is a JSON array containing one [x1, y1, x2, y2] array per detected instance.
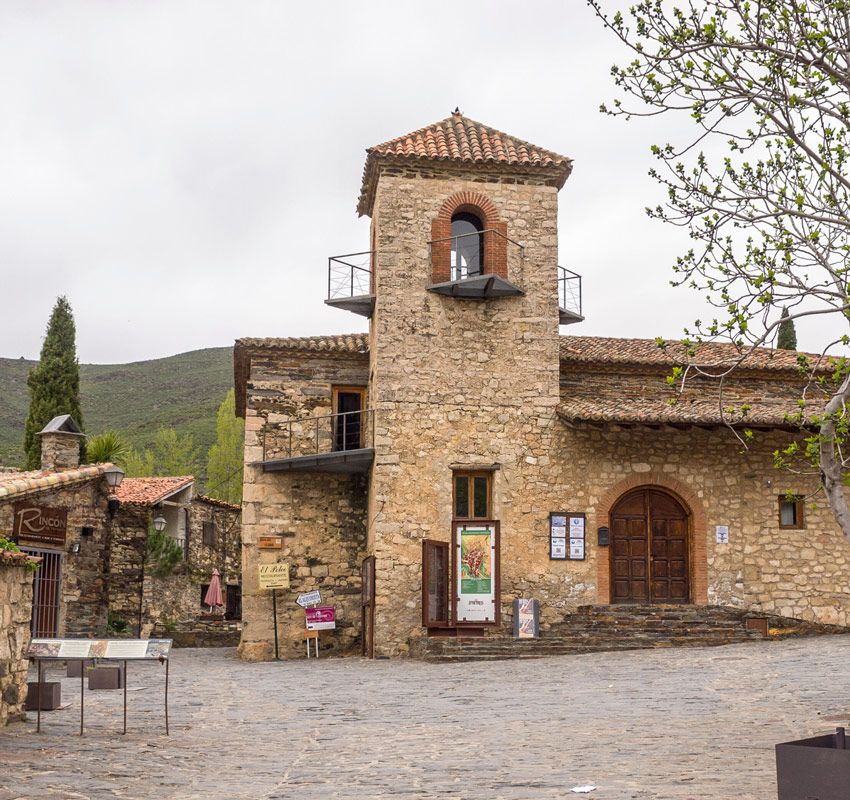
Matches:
[[430, 191, 508, 283]]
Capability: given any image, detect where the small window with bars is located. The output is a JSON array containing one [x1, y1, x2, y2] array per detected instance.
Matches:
[[202, 520, 216, 548]]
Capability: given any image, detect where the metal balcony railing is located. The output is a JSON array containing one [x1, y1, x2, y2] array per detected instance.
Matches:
[[262, 408, 376, 463], [428, 229, 525, 283], [558, 266, 583, 322], [327, 251, 373, 301]]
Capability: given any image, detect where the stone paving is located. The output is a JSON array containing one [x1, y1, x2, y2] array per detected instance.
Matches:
[[1, 637, 849, 799]]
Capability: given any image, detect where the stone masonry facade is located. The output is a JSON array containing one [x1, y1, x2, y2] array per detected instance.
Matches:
[[0, 552, 35, 725], [235, 112, 850, 660]]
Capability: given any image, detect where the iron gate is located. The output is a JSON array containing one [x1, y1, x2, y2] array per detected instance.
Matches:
[[20, 547, 63, 637]]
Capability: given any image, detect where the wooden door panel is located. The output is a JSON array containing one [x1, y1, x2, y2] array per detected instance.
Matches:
[[611, 489, 690, 604]]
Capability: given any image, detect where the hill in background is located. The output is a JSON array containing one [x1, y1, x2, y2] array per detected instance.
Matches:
[[0, 347, 234, 472]]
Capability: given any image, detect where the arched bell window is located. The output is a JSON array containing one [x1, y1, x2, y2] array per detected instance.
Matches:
[[450, 212, 484, 281]]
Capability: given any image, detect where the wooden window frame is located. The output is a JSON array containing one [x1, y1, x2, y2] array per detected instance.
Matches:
[[452, 471, 493, 521], [332, 385, 367, 451], [778, 495, 805, 529]]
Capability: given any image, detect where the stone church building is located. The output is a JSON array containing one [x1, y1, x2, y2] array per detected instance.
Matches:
[[235, 111, 849, 660]]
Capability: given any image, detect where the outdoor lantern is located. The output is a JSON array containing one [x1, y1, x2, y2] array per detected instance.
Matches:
[[153, 515, 167, 533], [103, 465, 125, 490]]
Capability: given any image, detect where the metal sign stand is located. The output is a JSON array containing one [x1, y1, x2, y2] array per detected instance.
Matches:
[[272, 588, 280, 661]]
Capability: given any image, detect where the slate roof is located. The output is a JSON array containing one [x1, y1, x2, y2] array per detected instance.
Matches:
[[0, 464, 113, 501], [357, 111, 573, 216], [115, 476, 194, 506]]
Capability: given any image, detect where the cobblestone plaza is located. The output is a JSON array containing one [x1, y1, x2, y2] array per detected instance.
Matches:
[[2, 637, 849, 799]]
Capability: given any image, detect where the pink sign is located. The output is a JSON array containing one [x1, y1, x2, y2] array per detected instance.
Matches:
[[305, 606, 336, 631]]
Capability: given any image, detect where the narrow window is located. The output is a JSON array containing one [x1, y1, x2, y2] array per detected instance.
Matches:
[[332, 386, 366, 451], [779, 496, 805, 529], [202, 520, 216, 548], [453, 472, 492, 519], [450, 212, 483, 280]]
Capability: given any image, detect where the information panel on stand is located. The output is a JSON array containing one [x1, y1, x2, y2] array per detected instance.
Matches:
[[26, 638, 172, 660]]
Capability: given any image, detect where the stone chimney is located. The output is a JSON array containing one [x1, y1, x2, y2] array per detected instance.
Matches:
[[37, 415, 84, 471]]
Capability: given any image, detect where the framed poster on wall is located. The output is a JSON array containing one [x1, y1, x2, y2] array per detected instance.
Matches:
[[452, 521, 500, 626], [550, 512, 586, 561]]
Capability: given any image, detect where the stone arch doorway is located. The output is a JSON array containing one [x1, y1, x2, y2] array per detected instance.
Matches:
[[610, 487, 691, 604]]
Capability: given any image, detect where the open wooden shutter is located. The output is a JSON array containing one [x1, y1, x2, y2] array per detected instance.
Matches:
[[422, 539, 450, 628]]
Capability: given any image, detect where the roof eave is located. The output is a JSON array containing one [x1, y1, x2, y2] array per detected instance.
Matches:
[[357, 152, 573, 218]]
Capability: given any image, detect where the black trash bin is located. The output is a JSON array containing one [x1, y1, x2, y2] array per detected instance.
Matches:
[[776, 727, 850, 800]]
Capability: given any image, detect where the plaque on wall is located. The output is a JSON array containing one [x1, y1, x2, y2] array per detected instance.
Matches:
[[13, 503, 68, 548]]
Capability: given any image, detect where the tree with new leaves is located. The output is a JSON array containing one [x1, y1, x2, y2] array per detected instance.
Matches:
[[777, 307, 798, 350], [23, 296, 85, 469], [205, 389, 244, 505], [590, 1, 850, 537], [124, 427, 199, 478]]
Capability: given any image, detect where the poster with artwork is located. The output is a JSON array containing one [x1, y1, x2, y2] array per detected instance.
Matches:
[[454, 523, 499, 625]]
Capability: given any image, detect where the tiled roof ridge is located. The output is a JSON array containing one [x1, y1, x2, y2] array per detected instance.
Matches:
[[560, 335, 834, 373], [358, 111, 573, 216], [0, 463, 112, 501], [235, 333, 369, 354], [115, 476, 195, 506], [369, 112, 572, 167], [194, 494, 241, 511]]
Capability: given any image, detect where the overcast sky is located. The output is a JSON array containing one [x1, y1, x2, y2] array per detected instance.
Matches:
[[0, 1, 839, 364]]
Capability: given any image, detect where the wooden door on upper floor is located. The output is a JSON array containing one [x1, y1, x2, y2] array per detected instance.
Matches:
[[610, 488, 690, 604]]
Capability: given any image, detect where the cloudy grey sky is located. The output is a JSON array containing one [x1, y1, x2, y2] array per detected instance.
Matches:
[[0, 1, 837, 363]]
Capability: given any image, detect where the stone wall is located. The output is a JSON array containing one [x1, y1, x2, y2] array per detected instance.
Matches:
[[239, 348, 369, 661], [112, 499, 242, 637], [0, 479, 111, 636], [188, 498, 241, 598], [368, 166, 561, 655], [0, 552, 34, 725]]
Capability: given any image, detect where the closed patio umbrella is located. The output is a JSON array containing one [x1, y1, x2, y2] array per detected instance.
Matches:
[[204, 568, 224, 613]]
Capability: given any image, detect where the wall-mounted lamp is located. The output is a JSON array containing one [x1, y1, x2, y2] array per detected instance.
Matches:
[[765, 478, 774, 488], [103, 465, 125, 490], [70, 542, 81, 554], [153, 516, 167, 533]]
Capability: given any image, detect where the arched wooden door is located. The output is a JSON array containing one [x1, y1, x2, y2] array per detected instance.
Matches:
[[610, 488, 690, 604]]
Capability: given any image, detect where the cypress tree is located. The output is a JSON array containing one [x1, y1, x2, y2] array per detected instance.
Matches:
[[23, 296, 85, 469], [777, 307, 798, 351]]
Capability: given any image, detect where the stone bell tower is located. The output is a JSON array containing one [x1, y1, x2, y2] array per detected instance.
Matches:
[[332, 111, 578, 655]]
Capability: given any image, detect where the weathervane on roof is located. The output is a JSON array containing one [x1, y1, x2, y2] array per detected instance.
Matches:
[[452, 107, 462, 115]]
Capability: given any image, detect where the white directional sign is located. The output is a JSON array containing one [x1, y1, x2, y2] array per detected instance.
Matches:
[[296, 590, 322, 608]]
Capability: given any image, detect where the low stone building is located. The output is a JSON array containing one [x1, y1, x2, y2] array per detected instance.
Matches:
[[112, 477, 242, 642], [0, 547, 36, 725], [235, 111, 850, 660], [0, 416, 242, 644]]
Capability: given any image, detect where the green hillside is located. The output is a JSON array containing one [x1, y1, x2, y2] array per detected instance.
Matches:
[[0, 347, 234, 472]]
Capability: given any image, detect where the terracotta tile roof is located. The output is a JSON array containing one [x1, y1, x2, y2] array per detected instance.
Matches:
[[235, 334, 368, 354], [194, 494, 241, 512], [557, 396, 820, 429], [0, 463, 112, 502], [358, 111, 573, 216], [115, 476, 194, 506], [559, 336, 831, 373]]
